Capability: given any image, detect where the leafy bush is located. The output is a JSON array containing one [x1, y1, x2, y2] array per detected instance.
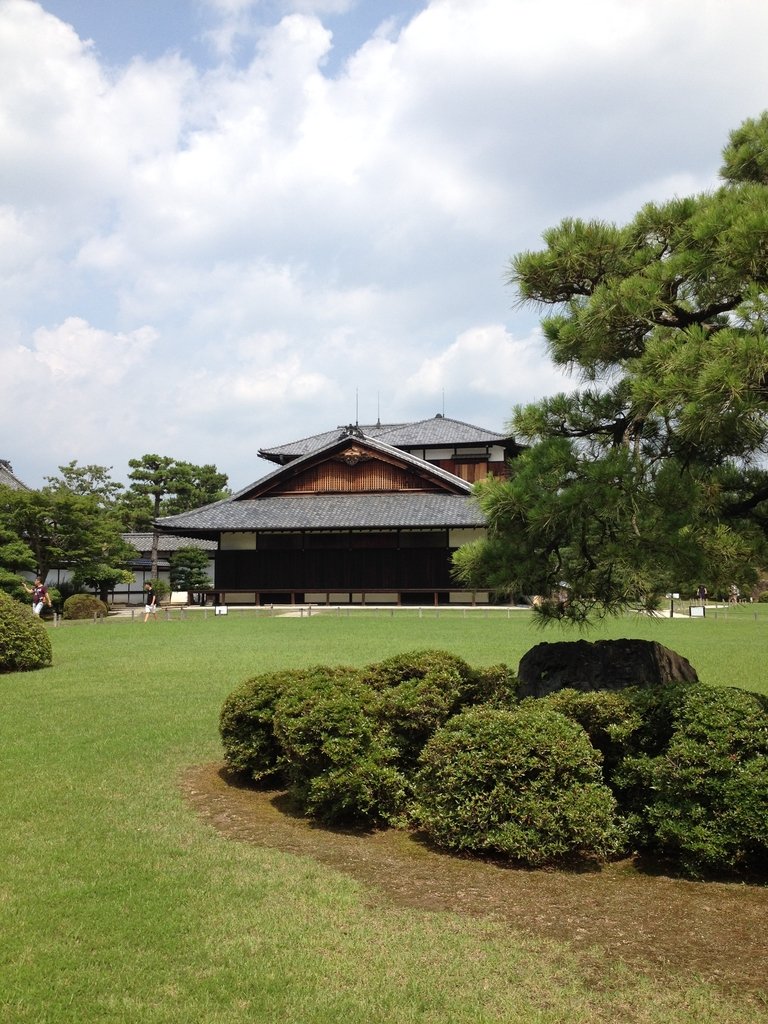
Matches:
[[361, 649, 476, 691], [54, 580, 80, 604], [273, 673, 406, 826], [0, 569, 30, 604], [373, 672, 464, 771], [462, 663, 519, 707], [63, 594, 109, 620], [537, 688, 645, 779], [617, 684, 768, 877], [0, 590, 53, 673], [219, 665, 361, 783], [219, 647, 767, 879], [412, 703, 624, 866], [361, 649, 499, 770]]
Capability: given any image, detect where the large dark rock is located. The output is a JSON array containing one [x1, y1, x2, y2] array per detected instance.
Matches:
[[517, 639, 698, 699]]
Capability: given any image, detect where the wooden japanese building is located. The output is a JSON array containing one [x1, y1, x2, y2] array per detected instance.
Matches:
[[155, 416, 519, 605]]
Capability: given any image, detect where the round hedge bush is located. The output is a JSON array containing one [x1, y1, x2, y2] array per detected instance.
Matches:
[[361, 649, 505, 771], [412, 703, 624, 866], [273, 673, 406, 825], [219, 665, 363, 783], [0, 590, 53, 673], [537, 688, 645, 780], [63, 594, 109, 620], [361, 649, 476, 691], [617, 684, 768, 877]]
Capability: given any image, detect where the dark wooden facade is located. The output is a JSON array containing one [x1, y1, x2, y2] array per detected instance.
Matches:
[[239, 444, 454, 498], [216, 530, 454, 596]]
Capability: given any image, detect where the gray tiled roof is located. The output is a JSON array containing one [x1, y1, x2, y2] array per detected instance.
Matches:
[[157, 493, 485, 533], [123, 532, 217, 552], [258, 415, 513, 461], [0, 460, 30, 490], [376, 416, 513, 448]]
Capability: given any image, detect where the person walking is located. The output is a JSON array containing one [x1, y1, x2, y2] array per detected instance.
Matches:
[[143, 581, 158, 622], [23, 577, 50, 616]]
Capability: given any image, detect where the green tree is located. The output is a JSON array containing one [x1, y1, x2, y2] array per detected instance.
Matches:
[[71, 563, 135, 605], [169, 546, 212, 601], [127, 456, 228, 575], [0, 511, 37, 602], [0, 486, 135, 594], [454, 113, 768, 623], [44, 461, 125, 507], [162, 463, 229, 516]]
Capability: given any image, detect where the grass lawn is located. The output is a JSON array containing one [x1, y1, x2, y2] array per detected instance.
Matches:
[[1, 607, 766, 1023]]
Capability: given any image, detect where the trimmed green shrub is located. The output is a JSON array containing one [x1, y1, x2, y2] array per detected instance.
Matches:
[[412, 703, 624, 866], [219, 665, 361, 783], [0, 590, 53, 673], [63, 594, 109, 620], [361, 649, 495, 770], [462, 663, 519, 707], [373, 672, 464, 771], [361, 649, 476, 691], [618, 684, 768, 877], [0, 569, 31, 604], [537, 688, 645, 779], [272, 673, 406, 826]]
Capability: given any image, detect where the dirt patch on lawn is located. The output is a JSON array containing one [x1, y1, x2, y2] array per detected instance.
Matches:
[[181, 762, 767, 1002]]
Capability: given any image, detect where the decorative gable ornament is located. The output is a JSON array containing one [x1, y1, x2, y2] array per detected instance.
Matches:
[[335, 445, 371, 466]]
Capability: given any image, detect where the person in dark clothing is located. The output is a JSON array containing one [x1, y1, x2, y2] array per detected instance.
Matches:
[[143, 582, 158, 622], [23, 577, 50, 616]]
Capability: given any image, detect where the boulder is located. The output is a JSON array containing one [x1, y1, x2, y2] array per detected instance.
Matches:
[[517, 639, 698, 699]]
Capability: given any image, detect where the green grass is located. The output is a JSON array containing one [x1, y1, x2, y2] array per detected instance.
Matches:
[[1, 609, 766, 1023]]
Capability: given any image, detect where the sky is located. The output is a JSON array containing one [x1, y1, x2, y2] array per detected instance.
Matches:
[[2, 0, 768, 491]]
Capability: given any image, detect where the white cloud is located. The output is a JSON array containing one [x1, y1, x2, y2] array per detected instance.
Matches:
[[26, 318, 156, 385], [404, 324, 573, 408], [0, 316, 159, 484], [2, 0, 768, 487]]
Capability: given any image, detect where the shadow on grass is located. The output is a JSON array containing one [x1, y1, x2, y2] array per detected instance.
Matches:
[[184, 762, 768, 1005]]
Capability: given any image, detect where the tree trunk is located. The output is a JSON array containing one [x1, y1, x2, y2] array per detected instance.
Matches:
[[151, 494, 162, 578]]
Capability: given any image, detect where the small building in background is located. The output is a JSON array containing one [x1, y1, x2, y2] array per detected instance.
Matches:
[[0, 460, 30, 491], [119, 533, 217, 604]]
